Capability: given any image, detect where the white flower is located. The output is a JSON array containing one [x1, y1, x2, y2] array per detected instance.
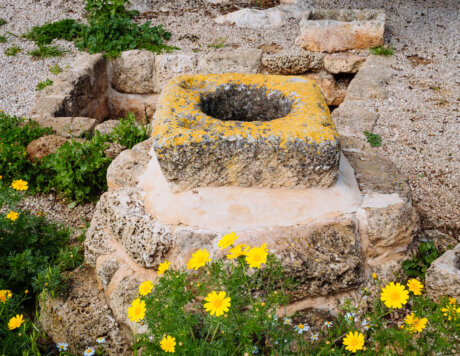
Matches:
[[252, 346, 259, 354], [283, 318, 292, 325], [149, 336, 154, 342], [56, 343, 68, 351], [295, 323, 310, 334], [324, 321, 333, 328], [345, 312, 357, 323], [84, 348, 96, 356], [361, 319, 371, 330], [96, 337, 106, 344], [311, 333, 319, 341]]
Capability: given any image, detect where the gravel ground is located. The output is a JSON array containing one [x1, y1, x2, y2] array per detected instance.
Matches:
[[0, 0, 459, 235]]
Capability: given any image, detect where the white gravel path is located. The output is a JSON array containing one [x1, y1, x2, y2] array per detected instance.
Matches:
[[0, 0, 459, 236]]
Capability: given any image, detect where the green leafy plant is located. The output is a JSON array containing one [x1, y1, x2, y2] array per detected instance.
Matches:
[[0, 18, 7, 27], [207, 37, 227, 49], [402, 241, 440, 279], [27, 45, 65, 58], [49, 64, 62, 75], [4, 45, 20, 56], [42, 133, 112, 203], [370, 44, 394, 56], [364, 131, 382, 147], [24, 19, 81, 46], [35, 78, 53, 91], [110, 112, 149, 149], [0, 112, 52, 185], [0, 35, 7, 43]]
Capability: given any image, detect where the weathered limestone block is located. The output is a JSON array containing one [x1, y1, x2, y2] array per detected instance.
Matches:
[[296, 9, 385, 52], [265, 218, 363, 299], [79, 97, 109, 122], [215, 8, 287, 29], [425, 244, 460, 301], [324, 54, 367, 74], [111, 50, 158, 94], [95, 120, 120, 136], [96, 257, 120, 289], [343, 151, 412, 203], [357, 193, 419, 265], [36, 117, 97, 138], [29, 54, 107, 119], [39, 268, 131, 355], [107, 274, 142, 327], [26, 135, 68, 161], [104, 142, 125, 159], [152, 73, 340, 192], [156, 54, 197, 89], [346, 55, 394, 101], [261, 51, 324, 74], [107, 138, 152, 190], [304, 71, 346, 106], [108, 94, 148, 123], [198, 48, 262, 74]]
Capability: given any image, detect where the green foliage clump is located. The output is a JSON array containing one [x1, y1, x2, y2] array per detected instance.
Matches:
[[49, 64, 62, 75], [0, 112, 52, 184], [4, 45, 20, 56], [370, 44, 395, 56], [207, 37, 227, 49], [27, 45, 65, 58], [364, 130, 382, 147], [23, 0, 175, 58], [35, 78, 53, 91], [402, 241, 440, 279], [24, 19, 81, 46], [42, 133, 113, 203], [0, 187, 71, 294], [0, 18, 7, 27], [0, 35, 7, 43], [110, 112, 149, 149]]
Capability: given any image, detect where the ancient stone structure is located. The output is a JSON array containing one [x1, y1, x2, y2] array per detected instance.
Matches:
[[153, 73, 340, 191]]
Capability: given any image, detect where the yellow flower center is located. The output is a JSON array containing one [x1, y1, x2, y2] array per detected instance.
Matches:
[[298, 324, 305, 329], [391, 291, 401, 301], [213, 299, 223, 308]]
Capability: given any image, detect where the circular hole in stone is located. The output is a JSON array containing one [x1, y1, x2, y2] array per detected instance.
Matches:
[[200, 84, 293, 122]]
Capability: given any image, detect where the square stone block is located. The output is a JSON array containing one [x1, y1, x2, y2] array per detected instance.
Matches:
[[151, 73, 340, 192], [296, 9, 385, 53]]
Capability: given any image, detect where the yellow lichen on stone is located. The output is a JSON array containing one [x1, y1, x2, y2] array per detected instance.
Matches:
[[152, 73, 338, 151]]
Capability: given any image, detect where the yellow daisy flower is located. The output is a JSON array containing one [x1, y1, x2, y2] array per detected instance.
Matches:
[[245, 243, 268, 269], [138, 280, 153, 296], [372, 273, 378, 280], [157, 260, 170, 275], [411, 317, 428, 333], [187, 249, 211, 270], [449, 297, 457, 305], [218, 232, 238, 250], [11, 179, 28, 191], [128, 298, 146, 322], [8, 314, 25, 330], [406, 279, 423, 295], [226, 244, 249, 260], [6, 211, 19, 221], [380, 282, 409, 309], [204, 291, 231, 317], [0, 289, 12, 303], [160, 335, 176, 353], [441, 304, 458, 321], [342, 331, 365, 353]]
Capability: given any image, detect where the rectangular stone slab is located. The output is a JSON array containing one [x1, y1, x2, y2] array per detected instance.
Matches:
[[151, 73, 340, 192]]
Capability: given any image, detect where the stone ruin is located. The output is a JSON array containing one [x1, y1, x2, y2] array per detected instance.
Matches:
[[33, 6, 460, 355]]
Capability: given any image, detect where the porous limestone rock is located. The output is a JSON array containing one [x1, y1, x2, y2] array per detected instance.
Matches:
[[79, 97, 109, 122], [198, 48, 262, 74], [346, 55, 394, 101], [39, 267, 131, 355], [30, 54, 107, 120], [343, 151, 412, 203], [152, 73, 340, 192], [111, 50, 158, 94], [96, 258, 120, 289], [36, 117, 97, 138], [26, 135, 68, 161], [108, 94, 148, 123], [426, 244, 460, 301], [106, 138, 152, 190], [104, 142, 125, 159], [357, 193, 419, 265], [261, 51, 324, 74], [215, 8, 288, 29], [95, 120, 120, 136], [304, 71, 346, 106], [155, 54, 197, 89], [324, 54, 367, 74], [296, 9, 385, 53]]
